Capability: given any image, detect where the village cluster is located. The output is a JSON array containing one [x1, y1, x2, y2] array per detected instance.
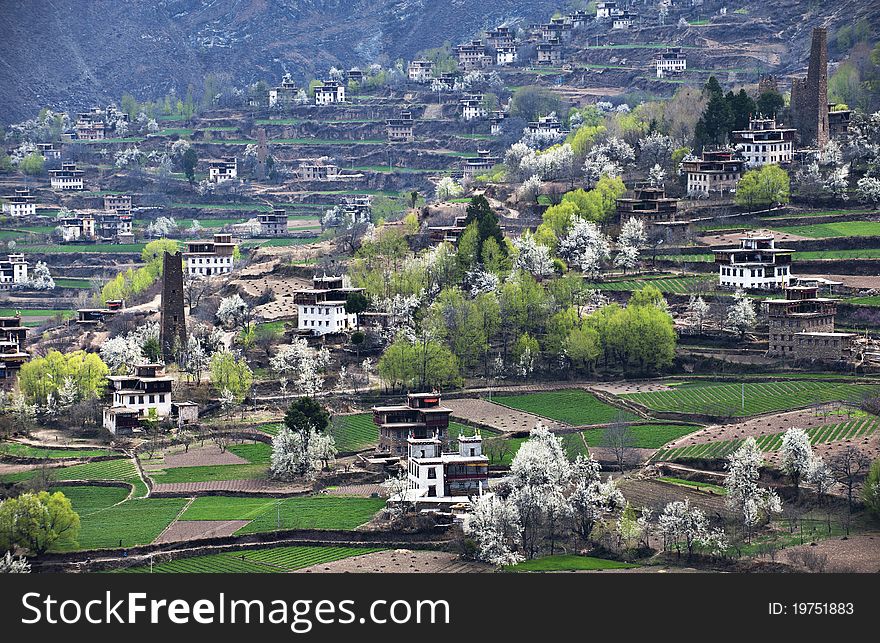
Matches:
[[0, 0, 879, 575]]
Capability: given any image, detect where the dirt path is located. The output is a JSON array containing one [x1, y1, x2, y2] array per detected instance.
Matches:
[[444, 398, 568, 434], [294, 549, 491, 574]]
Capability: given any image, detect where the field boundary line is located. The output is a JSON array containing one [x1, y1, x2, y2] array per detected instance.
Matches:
[[151, 497, 197, 545]]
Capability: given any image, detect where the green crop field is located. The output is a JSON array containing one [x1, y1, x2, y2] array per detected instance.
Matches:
[[0, 442, 114, 459], [577, 424, 702, 449], [656, 253, 714, 262], [848, 296, 880, 307], [793, 248, 880, 260], [505, 554, 637, 571], [0, 308, 76, 318], [656, 477, 727, 495], [760, 209, 874, 221], [1, 458, 148, 497], [651, 416, 879, 463], [587, 276, 714, 294], [146, 461, 267, 484], [770, 221, 880, 238], [330, 413, 378, 452], [620, 381, 880, 417], [49, 486, 187, 551], [227, 442, 272, 464], [18, 243, 146, 254], [180, 495, 385, 532], [494, 390, 636, 426], [54, 277, 93, 289], [171, 202, 273, 211], [116, 545, 384, 573]]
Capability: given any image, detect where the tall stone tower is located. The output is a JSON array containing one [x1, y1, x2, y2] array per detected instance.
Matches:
[[790, 27, 829, 148], [159, 251, 186, 363], [254, 128, 268, 180]]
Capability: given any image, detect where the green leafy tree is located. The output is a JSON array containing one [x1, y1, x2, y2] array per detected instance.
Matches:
[[182, 147, 198, 184], [509, 86, 563, 122], [209, 350, 253, 402], [0, 491, 80, 554], [142, 238, 179, 264], [19, 153, 45, 176], [284, 397, 330, 433], [864, 458, 880, 518], [735, 165, 790, 211], [756, 91, 784, 118], [344, 291, 369, 330]]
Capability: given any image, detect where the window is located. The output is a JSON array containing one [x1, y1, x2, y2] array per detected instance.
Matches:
[[427, 468, 436, 479], [149, 395, 155, 403], [159, 394, 165, 403]]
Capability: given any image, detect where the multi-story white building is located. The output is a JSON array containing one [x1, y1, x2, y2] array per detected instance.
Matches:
[[654, 47, 687, 78], [183, 233, 236, 277], [293, 275, 362, 336], [268, 75, 300, 108], [714, 233, 794, 290], [494, 45, 517, 66], [49, 163, 84, 190], [0, 254, 28, 288], [103, 363, 175, 435], [60, 212, 95, 242], [386, 112, 415, 142], [208, 157, 237, 183], [460, 95, 487, 121], [1, 188, 37, 217], [732, 118, 796, 168], [36, 142, 62, 160], [296, 159, 340, 181], [407, 60, 434, 83], [314, 81, 346, 105], [596, 2, 618, 19], [612, 9, 638, 30], [402, 431, 489, 503]]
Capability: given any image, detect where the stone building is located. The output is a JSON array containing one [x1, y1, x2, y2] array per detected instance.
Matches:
[[462, 149, 500, 178], [714, 233, 793, 290], [268, 75, 299, 108], [59, 212, 96, 242], [159, 251, 186, 363], [208, 157, 237, 183], [460, 95, 487, 121], [0, 315, 28, 379], [95, 212, 133, 243], [75, 112, 105, 141], [612, 9, 638, 30], [403, 431, 489, 502], [259, 209, 288, 236], [372, 392, 453, 456], [828, 104, 853, 137], [680, 149, 745, 195], [596, 1, 618, 19], [76, 299, 124, 325], [314, 81, 346, 105], [104, 194, 132, 212], [766, 284, 855, 361], [296, 159, 340, 181], [790, 27, 829, 148], [386, 111, 415, 142], [536, 41, 563, 65], [455, 40, 489, 71]]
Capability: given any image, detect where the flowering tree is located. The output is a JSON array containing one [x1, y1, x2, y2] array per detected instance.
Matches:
[[856, 176, 880, 207], [686, 294, 711, 335], [0, 550, 30, 573], [464, 494, 524, 567], [658, 499, 727, 559], [781, 427, 814, 493], [725, 290, 757, 338], [516, 174, 543, 203], [558, 217, 611, 278], [145, 216, 179, 238], [648, 163, 666, 187], [435, 176, 463, 201], [24, 261, 54, 290], [639, 131, 676, 169], [216, 294, 252, 332], [724, 437, 783, 533], [512, 233, 554, 278]]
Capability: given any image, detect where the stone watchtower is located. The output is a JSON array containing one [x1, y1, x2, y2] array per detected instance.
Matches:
[[790, 27, 829, 148], [159, 251, 186, 363]]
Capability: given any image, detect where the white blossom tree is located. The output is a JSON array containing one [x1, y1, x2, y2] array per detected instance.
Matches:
[[464, 494, 524, 567], [0, 551, 30, 573], [435, 176, 463, 202], [724, 437, 783, 533], [512, 233, 554, 278], [24, 261, 55, 290], [558, 217, 611, 278], [781, 427, 814, 493], [216, 294, 252, 332], [686, 294, 711, 335], [516, 174, 543, 203], [856, 176, 880, 207], [648, 163, 666, 187], [725, 290, 757, 339], [658, 499, 727, 559]]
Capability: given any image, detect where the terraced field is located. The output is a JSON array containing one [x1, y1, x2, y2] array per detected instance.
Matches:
[[578, 423, 703, 449], [621, 381, 880, 417], [0, 458, 148, 497], [180, 495, 385, 532], [146, 442, 269, 484], [770, 221, 880, 238], [587, 276, 713, 294], [506, 555, 637, 571], [330, 413, 378, 452], [116, 546, 384, 573], [495, 390, 635, 426], [651, 416, 879, 463], [0, 442, 115, 459], [48, 486, 187, 551]]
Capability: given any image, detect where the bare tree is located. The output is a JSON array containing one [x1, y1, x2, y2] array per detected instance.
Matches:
[[484, 436, 512, 466], [184, 274, 212, 311], [828, 446, 871, 512], [601, 415, 637, 472]]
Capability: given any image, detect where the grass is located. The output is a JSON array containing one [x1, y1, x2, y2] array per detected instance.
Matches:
[[0, 442, 114, 459], [54, 277, 94, 289], [621, 380, 880, 417], [770, 221, 880, 238], [587, 276, 713, 294], [49, 486, 186, 551], [656, 476, 727, 495], [330, 413, 378, 452], [0, 308, 76, 318], [494, 390, 636, 426], [18, 243, 146, 254], [505, 554, 637, 572], [226, 442, 272, 464], [848, 296, 880, 307], [145, 462, 267, 484], [0, 458, 148, 497], [578, 424, 702, 449], [793, 248, 880, 260], [651, 416, 880, 463], [115, 545, 384, 573], [171, 202, 273, 212], [180, 495, 385, 532], [656, 253, 714, 262]]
